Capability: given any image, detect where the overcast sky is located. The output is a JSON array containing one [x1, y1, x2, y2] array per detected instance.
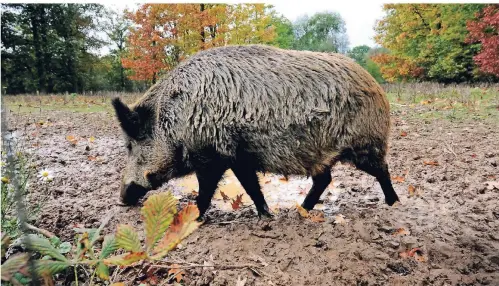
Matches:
[[105, 1, 386, 49]]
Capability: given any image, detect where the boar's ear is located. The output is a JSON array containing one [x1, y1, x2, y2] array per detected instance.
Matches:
[[112, 98, 140, 139]]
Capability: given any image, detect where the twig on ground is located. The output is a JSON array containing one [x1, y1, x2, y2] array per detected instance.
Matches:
[[443, 141, 458, 158], [151, 262, 260, 270], [250, 232, 280, 239], [24, 223, 56, 238]]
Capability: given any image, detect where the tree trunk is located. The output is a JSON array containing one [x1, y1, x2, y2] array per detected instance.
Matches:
[[200, 4, 206, 49], [30, 5, 46, 93]]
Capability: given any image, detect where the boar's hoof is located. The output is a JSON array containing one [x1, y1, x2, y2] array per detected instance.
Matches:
[[258, 209, 274, 220], [121, 182, 148, 205], [385, 195, 400, 206], [196, 215, 206, 223]]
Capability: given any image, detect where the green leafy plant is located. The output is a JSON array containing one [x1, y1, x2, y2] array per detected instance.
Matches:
[[0, 192, 201, 284], [104, 192, 201, 264]]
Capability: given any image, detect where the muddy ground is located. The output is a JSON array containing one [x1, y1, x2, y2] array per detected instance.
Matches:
[[5, 102, 499, 286]]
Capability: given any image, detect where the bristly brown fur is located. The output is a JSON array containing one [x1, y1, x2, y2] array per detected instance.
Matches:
[[114, 45, 399, 210], [135, 45, 390, 176]]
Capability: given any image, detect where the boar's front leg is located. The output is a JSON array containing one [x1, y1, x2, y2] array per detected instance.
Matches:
[[231, 164, 273, 218], [195, 164, 227, 221]]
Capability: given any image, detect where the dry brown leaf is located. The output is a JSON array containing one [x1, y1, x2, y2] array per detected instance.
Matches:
[[408, 185, 416, 197], [334, 214, 347, 225], [423, 160, 439, 166], [220, 191, 230, 203], [87, 155, 97, 161], [400, 248, 427, 262], [392, 227, 410, 236], [309, 212, 326, 223], [66, 135, 78, 146], [168, 264, 185, 283], [400, 131, 408, 137], [279, 176, 289, 182], [295, 203, 309, 218], [391, 175, 405, 183], [231, 194, 243, 210]]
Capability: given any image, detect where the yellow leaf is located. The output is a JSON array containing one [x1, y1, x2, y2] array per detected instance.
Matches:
[[103, 252, 147, 266], [295, 203, 309, 218], [141, 192, 178, 253], [89, 136, 96, 143], [408, 185, 416, 197], [151, 204, 202, 260], [309, 212, 325, 223], [115, 225, 142, 253], [392, 227, 410, 236]]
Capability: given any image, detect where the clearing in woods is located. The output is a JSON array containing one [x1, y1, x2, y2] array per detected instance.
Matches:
[[3, 89, 499, 285]]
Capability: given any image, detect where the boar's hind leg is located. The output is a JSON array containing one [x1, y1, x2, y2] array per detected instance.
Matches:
[[195, 165, 227, 221], [231, 164, 272, 218], [348, 148, 400, 206], [301, 166, 332, 210]]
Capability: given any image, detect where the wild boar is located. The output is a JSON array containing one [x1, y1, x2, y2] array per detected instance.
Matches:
[[112, 45, 400, 219]]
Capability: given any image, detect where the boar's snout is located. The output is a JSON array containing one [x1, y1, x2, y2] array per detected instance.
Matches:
[[121, 182, 149, 205]]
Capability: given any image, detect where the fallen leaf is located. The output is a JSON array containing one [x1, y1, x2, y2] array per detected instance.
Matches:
[[423, 160, 439, 166], [87, 156, 97, 161], [295, 203, 309, 218], [279, 176, 289, 182], [89, 136, 96, 143], [309, 212, 326, 223], [66, 135, 78, 146], [334, 214, 347, 225], [220, 191, 230, 203], [420, 100, 431, 105], [400, 248, 427, 262], [168, 264, 185, 283], [391, 175, 405, 183], [392, 227, 410, 236], [236, 276, 247, 286], [231, 194, 244, 210], [263, 178, 272, 184], [400, 131, 408, 137], [408, 185, 416, 197]]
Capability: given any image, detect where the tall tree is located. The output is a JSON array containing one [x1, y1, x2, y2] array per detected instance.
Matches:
[[1, 4, 106, 94], [293, 11, 349, 53], [373, 4, 485, 83], [347, 45, 385, 83], [104, 9, 133, 91], [122, 4, 277, 83], [467, 5, 499, 77], [347, 45, 371, 67], [269, 13, 295, 49]]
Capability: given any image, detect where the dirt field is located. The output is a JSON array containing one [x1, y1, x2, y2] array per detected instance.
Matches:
[[5, 99, 499, 285]]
